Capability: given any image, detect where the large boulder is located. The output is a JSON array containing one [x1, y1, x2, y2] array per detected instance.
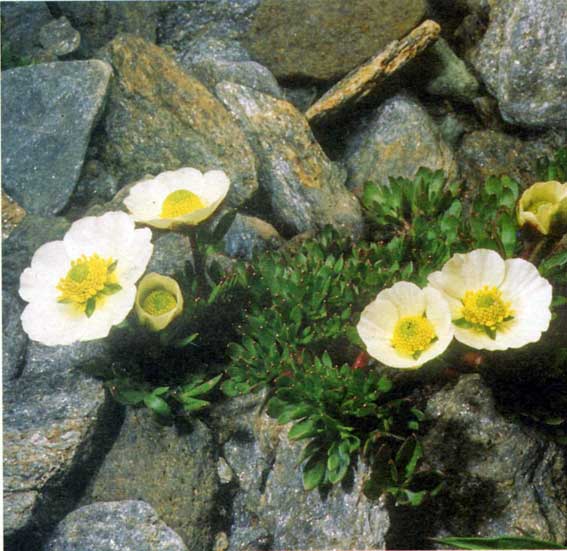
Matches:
[[44, 501, 188, 551], [99, 35, 258, 209], [424, 374, 567, 543], [342, 93, 457, 195], [216, 82, 364, 237], [243, 0, 427, 82], [473, 0, 567, 129], [1, 61, 112, 216], [81, 408, 219, 550]]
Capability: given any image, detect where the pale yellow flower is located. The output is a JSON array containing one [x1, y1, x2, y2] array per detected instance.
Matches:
[[357, 281, 453, 368], [517, 180, 567, 235], [135, 273, 184, 332], [124, 167, 230, 229], [427, 249, 552, 351], [19, 212, 153, 346]]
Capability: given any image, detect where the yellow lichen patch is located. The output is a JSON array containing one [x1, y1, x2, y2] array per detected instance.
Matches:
[[461, 285, 513, 328], [57, 254, 117, 306], [141, 289, 177, 316], [160, 189, 205, 219], [392, 315, 436, 357]]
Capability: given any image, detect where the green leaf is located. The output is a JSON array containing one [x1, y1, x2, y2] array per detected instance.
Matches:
[[395, 436, 422, 480], [117, 388, 147, 405], [143, 394, 171, 417], [277, 404, 312, 424], [182, 397, 210, 412], [181, 374, 222, 398], [152, 386, 170, 397], [453, 318, 474, 329], [175, 333, 199, 348], [85, 297, 96, 318], [498, 213, 517, 257], [432, 536, 565, 550], [303, 456, 326, 491], [107, 260, 118, 273], [288, 418, 318, 440], [101, 283, 122, 295], [400, 488, 426, 506]]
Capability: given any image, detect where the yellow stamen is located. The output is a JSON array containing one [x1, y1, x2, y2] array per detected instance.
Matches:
[[57, 254, 117, 308], [161, 189, 205, 219], [461, 285, 513, 329], [141, 289, 177, 316], [392, 315, 436, 357]]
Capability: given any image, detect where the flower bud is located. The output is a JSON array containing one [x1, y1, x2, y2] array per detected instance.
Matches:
[[135, 273, 183, 332], [517, 181, 567, 236]]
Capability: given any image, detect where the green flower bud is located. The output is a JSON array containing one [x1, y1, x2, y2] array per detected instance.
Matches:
[[517, 181, 567, 236], [135, 273, 183, 332]]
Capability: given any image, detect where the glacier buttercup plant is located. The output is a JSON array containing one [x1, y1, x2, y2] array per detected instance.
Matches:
[[123, 167, 230, 229], [19, 211, 153, 346], [427, 249, 552, 351], [357, 281, 454, 368], [135, 272, 184, 332], [517, 180, 567, 236]]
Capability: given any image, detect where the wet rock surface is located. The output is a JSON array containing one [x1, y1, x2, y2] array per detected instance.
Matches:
[[99, 35, 258, 209], [216, 82, 363, 237], [474, 0, 567, 129], [1, 61, 112, 216], [244, 0, 427, 82], [81, 409, 218, 550], [44, 501, 189, 551], [342, 93, 457, 195], [424, 374, 567, 543], [223, 214, 283, 260]]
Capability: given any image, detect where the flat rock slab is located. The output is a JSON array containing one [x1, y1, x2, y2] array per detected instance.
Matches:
[[99, 35, 258, 209], [474, 0, 567, 128], [244, 0, 427, 82], [81, 408, 218, 550], [305, 20, 441, 124], [216, 82, 363, 237], [1, 60, 112, 216], [44, 501, 188, 551], [3, 341, 119, 547], [342, 93, 457, 195]]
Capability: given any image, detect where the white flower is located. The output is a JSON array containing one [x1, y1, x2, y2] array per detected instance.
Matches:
[[123, 167, 230, 229], [427, 249, 552, 351], [19, 211, 153, 346], [357, 281, 454, 369]]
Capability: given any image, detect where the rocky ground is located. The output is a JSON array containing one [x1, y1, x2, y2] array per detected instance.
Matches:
[[2, 1, 567, 550]]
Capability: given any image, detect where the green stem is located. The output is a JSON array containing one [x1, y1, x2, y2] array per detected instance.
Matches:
[[187, 229, 208, 297], [528, 236, 551, 265]]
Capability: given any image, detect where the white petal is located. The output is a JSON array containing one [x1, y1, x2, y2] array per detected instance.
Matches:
[[428, 249, 506, 299], [453, 326, 502, 351], [113, 227, 154, 287], [124, 182, 165, 220], [378, 281, 426, 317], [365, 338, 425, 369], [21, 301, 86, 346], [158, 167, 204, 189], [500, 258, 553, 306], [357, 299, 398, 343]]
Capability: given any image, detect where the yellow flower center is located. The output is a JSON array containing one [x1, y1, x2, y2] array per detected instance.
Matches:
[[142, 289, 177, 315], [461, 286, 513, 328], [526, 199, 550, 215], [392, 315, 437, 357], [161, 189, 205, 219], [57, 254, 118, 308]]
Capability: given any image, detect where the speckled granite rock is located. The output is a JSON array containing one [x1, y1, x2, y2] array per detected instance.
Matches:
[[44, 501, 189, 551], [424, 374, 567, 543], [54, 1, 160, 57], [99, 35, 258, 209], [81, 408, 218, 550], [223, 214, 283, 260], [211, 391, 391, 551], [158, 0, 260, 50], [342, 93, 457, 195], [2, 290, 27, 384], [176, 37, 281, 98], [216, 82, 363, 237], [474, 0, 567, 128], [244, 0, 427, 82], [1, 61, 112, 216], [3, 341, 120, 549], [39, 16, 80, 57]]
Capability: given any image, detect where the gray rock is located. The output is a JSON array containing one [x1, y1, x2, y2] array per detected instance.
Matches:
[[342, 93, 457, 196], [158, 0, 260, 50], [474, 0, 567, 128], [39, 16, 80, 57], [457, 129, 565, 195], [176, 37, 282, 98], [282, 85, 320, 113], [216, 82, 363, 237], [0, 1, 53, 58], [1, 61, 112, 216], [211, 391, 390, 551], [223, 214, 282, 260], [2, 289, 27, 383], [3, 341, 120, 546], [99, 35, 258, 210], [44, 501, 189, 551], [424, 38, 479, 102], [147, 233, 192, 278], [81, 408, 218, 550], [439, 114, 469, 149], [54, 1, 160, 57], [424, 374, 567, 542], [72, 161, 119, 210], [243, 0, 427, 82]]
